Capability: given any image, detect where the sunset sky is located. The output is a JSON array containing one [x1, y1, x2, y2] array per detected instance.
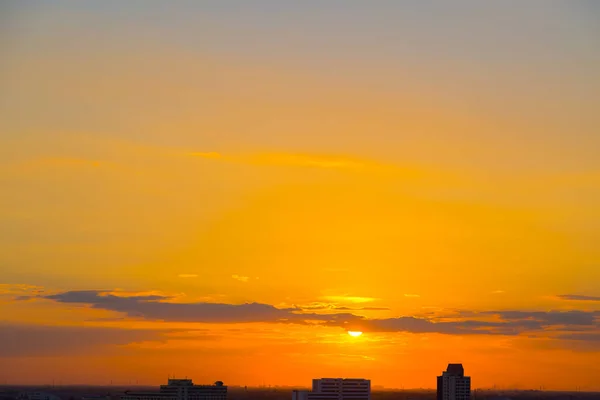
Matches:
[[1, 0, 600, 390]]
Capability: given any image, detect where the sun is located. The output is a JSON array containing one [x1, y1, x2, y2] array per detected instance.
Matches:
[[348, 331, 363, 337]]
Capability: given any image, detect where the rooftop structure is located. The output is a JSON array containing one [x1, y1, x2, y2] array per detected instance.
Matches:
[[293, 379, 370, 400], [437, 364, 471, 400]]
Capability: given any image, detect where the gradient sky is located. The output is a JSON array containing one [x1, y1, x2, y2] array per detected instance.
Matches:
[[1, 0, 600, 391]]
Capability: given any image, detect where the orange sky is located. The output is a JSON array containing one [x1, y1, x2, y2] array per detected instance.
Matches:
[[1, 1, 600, 391]]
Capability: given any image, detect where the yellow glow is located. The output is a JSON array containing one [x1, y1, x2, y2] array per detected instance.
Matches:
[[348, 331, 363, 337]]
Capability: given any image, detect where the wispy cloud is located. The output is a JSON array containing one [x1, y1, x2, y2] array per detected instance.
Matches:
[[320, 295, 378, 304], [492, 290, 506, 294], [232, 275, 250, 283], [247, 153, 372, 170], [186, 151, 434, 179], [178, 274, 198, 278], [557, 294, 600, 302], [189, 151, 377, 171], [0, 284, 45, 300], [404, 294, 421, 298], [294, 302, 389, 312]]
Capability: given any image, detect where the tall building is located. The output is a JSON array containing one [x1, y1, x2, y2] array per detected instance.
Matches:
[[122, 379, 226, 400], [293, 378, 371, 400], [437, 364, 471, 400]]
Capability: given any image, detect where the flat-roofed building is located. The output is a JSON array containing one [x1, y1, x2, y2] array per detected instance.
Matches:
[[122, 379, 226, 400], [292, 379, 370, 400]]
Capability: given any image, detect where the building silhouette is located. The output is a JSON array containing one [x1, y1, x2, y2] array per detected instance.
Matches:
[[293, 378, 370, 400], [437, 364, 470, 400], [122, 379, 226, 400], [18, 393, 61, 400]]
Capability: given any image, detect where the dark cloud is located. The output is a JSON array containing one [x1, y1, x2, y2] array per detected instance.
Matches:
[[39, 291, 600, 339], [557, 333, 600, 341], [484, 310, 598, 326], [39, 291, 416, 329], [46, 290, 168, 304], [557, 294, 600, 302], [45, 291, 291, 323], [354, 310, 598, 336], [0, 324, 164, 357], [14, 295, 36, 301], [553, 333, 600, 351], [337, 316, 542, 336]]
